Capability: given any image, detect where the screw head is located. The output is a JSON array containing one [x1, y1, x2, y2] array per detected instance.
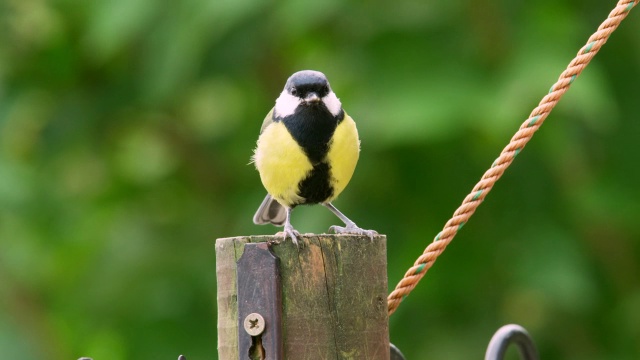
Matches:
[[243, 313, 265, 336]]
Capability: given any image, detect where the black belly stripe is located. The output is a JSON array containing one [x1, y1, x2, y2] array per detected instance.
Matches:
[[279, 105, 344, 163], [275, 104, 345, 205], [297, 162, 333, 205]]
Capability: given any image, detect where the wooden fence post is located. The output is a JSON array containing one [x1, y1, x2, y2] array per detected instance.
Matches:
[[216, 234, 389, 359]]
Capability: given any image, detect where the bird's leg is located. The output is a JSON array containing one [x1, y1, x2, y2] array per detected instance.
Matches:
[[282, 207, 300, 246], [323, 203, 377, 240]]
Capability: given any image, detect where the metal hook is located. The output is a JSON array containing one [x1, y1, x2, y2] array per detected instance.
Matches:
[[390, 343, 406, 360], [485, 324, 538, 360]]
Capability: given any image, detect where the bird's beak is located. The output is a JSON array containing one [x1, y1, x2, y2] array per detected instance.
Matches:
[[305, 92, 320, 103]]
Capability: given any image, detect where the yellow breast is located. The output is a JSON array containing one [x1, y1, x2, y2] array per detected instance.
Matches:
[[253, 121, 312, 206], [253, 113, 360, 207], [326, 114, 360, 202]]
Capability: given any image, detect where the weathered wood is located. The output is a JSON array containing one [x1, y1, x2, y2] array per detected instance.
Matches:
[[236, 243, 282, 359], [216, 235, 241, 359], [216, 234, 389, 360]]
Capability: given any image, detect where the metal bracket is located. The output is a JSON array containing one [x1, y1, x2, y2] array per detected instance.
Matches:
[[485, 324, 538, 360], [236, 242, 283, 359], [390, 343, 406, 360]]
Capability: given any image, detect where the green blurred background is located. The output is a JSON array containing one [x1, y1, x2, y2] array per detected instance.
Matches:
[[1, 0, 639, 359]]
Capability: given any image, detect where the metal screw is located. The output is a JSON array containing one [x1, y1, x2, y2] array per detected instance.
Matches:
[[243, 312, 265, 336]]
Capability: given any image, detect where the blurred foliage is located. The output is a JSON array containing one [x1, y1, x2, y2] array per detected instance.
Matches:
[[1, 0, 639, 359]]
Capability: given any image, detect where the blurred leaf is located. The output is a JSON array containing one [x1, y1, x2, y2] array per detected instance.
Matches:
[[178, 78, 244, 140], [82, 0, 159, 63], [112, 123, 178, 184]]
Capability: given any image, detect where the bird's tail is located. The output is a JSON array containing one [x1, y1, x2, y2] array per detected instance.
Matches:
[[253, 194, 286, 226]]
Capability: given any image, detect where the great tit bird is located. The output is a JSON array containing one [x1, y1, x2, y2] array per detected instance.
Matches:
[[252, 70, 376, 245]]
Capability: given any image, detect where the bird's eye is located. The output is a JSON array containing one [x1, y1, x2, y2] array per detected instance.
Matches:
[[291, 87, 297, 96]]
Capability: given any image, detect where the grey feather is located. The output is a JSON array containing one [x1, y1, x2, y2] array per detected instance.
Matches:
[[260, 108, 275, 134], [253, 194, 286, 226]]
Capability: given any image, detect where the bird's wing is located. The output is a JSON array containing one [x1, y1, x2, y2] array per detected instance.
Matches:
[[260, 108, 275, 134]]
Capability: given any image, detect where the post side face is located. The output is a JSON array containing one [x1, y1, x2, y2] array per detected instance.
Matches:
[[271, 236, 340, 358], [319, 235, 389, 359], [215, 237, 247, 360], [215, 234, 389, 360]]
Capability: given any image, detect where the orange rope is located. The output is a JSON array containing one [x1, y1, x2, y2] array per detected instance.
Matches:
[[388, 0, 639, 316]]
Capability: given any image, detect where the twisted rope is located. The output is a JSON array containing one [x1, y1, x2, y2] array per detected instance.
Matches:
[[388, 0, 639, 316]]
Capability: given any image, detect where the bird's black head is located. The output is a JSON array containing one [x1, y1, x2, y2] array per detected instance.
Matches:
[[274, 70, 342, 118], [284, 70, 331, 103]]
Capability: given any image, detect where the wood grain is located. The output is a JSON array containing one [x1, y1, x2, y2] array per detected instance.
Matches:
[[216, 234, 389, 360]]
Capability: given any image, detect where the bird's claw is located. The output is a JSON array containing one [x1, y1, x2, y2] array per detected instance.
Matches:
[[282, 224, 300, 247], [329, 223, 378, 241]]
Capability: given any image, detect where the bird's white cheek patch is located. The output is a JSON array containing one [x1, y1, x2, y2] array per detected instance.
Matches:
[[322, 91, 342, 117], [274, 91, 300, 118]]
